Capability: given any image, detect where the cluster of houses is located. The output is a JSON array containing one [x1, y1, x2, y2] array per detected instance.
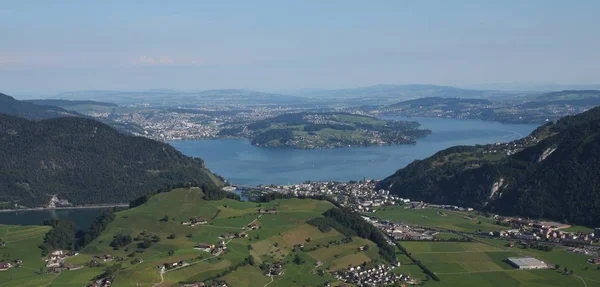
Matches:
[[182, 217, 209, 226], [365, 217, 436, 241], [264, 261, 284, 276], [258, 180, 412, 213], [334, 264, 415, 287], [490, 217, 599, 246], [45, 250, 79, 268]]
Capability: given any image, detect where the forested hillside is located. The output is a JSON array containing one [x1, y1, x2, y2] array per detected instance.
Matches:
[[0, 114, 221, 208], [0, 93, 80, 120], [378, 106, 600, 226]]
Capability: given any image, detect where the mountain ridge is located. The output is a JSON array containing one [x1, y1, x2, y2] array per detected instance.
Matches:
[[0, 113, 221, 208], [378, 106, 600, 226]]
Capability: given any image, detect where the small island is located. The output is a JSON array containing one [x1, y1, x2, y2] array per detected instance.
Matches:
[[223, 112, 431, 149]]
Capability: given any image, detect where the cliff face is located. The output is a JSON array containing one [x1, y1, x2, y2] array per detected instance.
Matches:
[[379, 106, 600, 226]]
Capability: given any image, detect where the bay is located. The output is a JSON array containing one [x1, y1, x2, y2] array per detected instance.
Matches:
[[169, 117, 539, 186], [0, 207, 126, 229]]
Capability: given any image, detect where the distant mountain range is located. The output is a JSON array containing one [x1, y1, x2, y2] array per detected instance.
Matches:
[[378, 106, 600, 226], [50, 84, 533, 107]]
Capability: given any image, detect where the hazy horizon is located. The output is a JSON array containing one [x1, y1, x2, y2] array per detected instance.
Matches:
[[2, 0, 599, 96]]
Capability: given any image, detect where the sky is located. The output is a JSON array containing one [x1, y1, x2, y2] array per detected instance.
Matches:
[[1, 0, 599, 96]]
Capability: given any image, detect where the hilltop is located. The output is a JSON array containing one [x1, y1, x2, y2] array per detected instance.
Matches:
[[378, 106, 600, 226], [372, 90, 600, 124], [0, 114, 221, 208], [0, 93, 81, 120], [223, 112, 431, 149]]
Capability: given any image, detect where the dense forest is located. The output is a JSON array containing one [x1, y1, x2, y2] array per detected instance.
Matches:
[[378, 106, 600, 226], [0, 114, 221, 207], [0, 93, 81, 120]]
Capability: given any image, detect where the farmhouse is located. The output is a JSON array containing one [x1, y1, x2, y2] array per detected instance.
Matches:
[[258, 208, 278, 214], [507, 257, 549, 269], [191, 217, 208, 224], [220, 233, 236, 239], [195, 243, 215, 252], [0, 262, 12, 271]]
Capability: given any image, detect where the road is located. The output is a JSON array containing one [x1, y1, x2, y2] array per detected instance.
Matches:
[[151, 215, 260, 286]]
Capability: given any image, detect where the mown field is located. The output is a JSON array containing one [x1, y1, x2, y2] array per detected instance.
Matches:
[[399, 240, 599, 287], [372, 206, 500, 233]]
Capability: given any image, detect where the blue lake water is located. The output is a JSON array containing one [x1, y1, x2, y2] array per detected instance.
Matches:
[[170, 117, 539, 186], [0, 207, 126, 229], [0, 117, 537, 227]]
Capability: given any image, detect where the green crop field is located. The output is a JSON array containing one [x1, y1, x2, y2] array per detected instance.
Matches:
[[399, 240, 600, 287], [372, 206, 501, 233]]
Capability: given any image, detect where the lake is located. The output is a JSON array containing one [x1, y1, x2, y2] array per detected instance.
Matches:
[[0, 207, 126, 229], [0, 117, 537, 227], [170, 117, 539, 186]]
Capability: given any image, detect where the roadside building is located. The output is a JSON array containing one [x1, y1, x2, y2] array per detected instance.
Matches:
[[507, 257, 549, 270]]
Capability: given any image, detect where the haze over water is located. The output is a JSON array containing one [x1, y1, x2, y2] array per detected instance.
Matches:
[[170, 117, 539, 186]]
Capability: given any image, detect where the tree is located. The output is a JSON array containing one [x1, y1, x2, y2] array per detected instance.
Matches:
[[167, 234, 176, 239], [160, 215, 169, 222], [248, 255, 256, 266], [564, 267, 568, 273], [293, 254, 305, 265], [555, 264, 560, 270], [168, 250, 175, 256]]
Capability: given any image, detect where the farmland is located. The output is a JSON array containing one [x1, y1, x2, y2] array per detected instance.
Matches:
[[367, 206, 600, 287], [0, 187, 405, 287], [372, 206, 500, 233]]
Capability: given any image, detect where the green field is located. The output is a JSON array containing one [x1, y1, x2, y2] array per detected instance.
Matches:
[[0, 225, 109, 287], [399, 239, 600, 287], [372, 206, 500, 233]]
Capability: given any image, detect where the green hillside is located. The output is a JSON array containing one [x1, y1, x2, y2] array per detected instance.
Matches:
[[72, 188, 390, 286], [0, 93, 80, 120], [0, 114, 221, 208], [378, 106, 600, 226], [241, 112, 430, 149]]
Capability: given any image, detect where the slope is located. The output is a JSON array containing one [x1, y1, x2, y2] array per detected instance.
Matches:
[[378, 106, 600, 226], [0, 93, 80, 120], [0, 114, 221, 208]]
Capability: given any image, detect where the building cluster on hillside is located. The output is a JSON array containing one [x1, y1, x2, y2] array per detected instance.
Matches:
[[45, 250, 81, 269], [335, 264, 415, 287], [482, 133, 542, 156], [264, 261, 284, 276]]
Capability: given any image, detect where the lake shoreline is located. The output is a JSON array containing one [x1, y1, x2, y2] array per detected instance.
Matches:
[[0, 203, 129, 213]]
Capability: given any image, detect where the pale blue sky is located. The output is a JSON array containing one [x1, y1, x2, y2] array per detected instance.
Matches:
[[1, 0, 599, 95]]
